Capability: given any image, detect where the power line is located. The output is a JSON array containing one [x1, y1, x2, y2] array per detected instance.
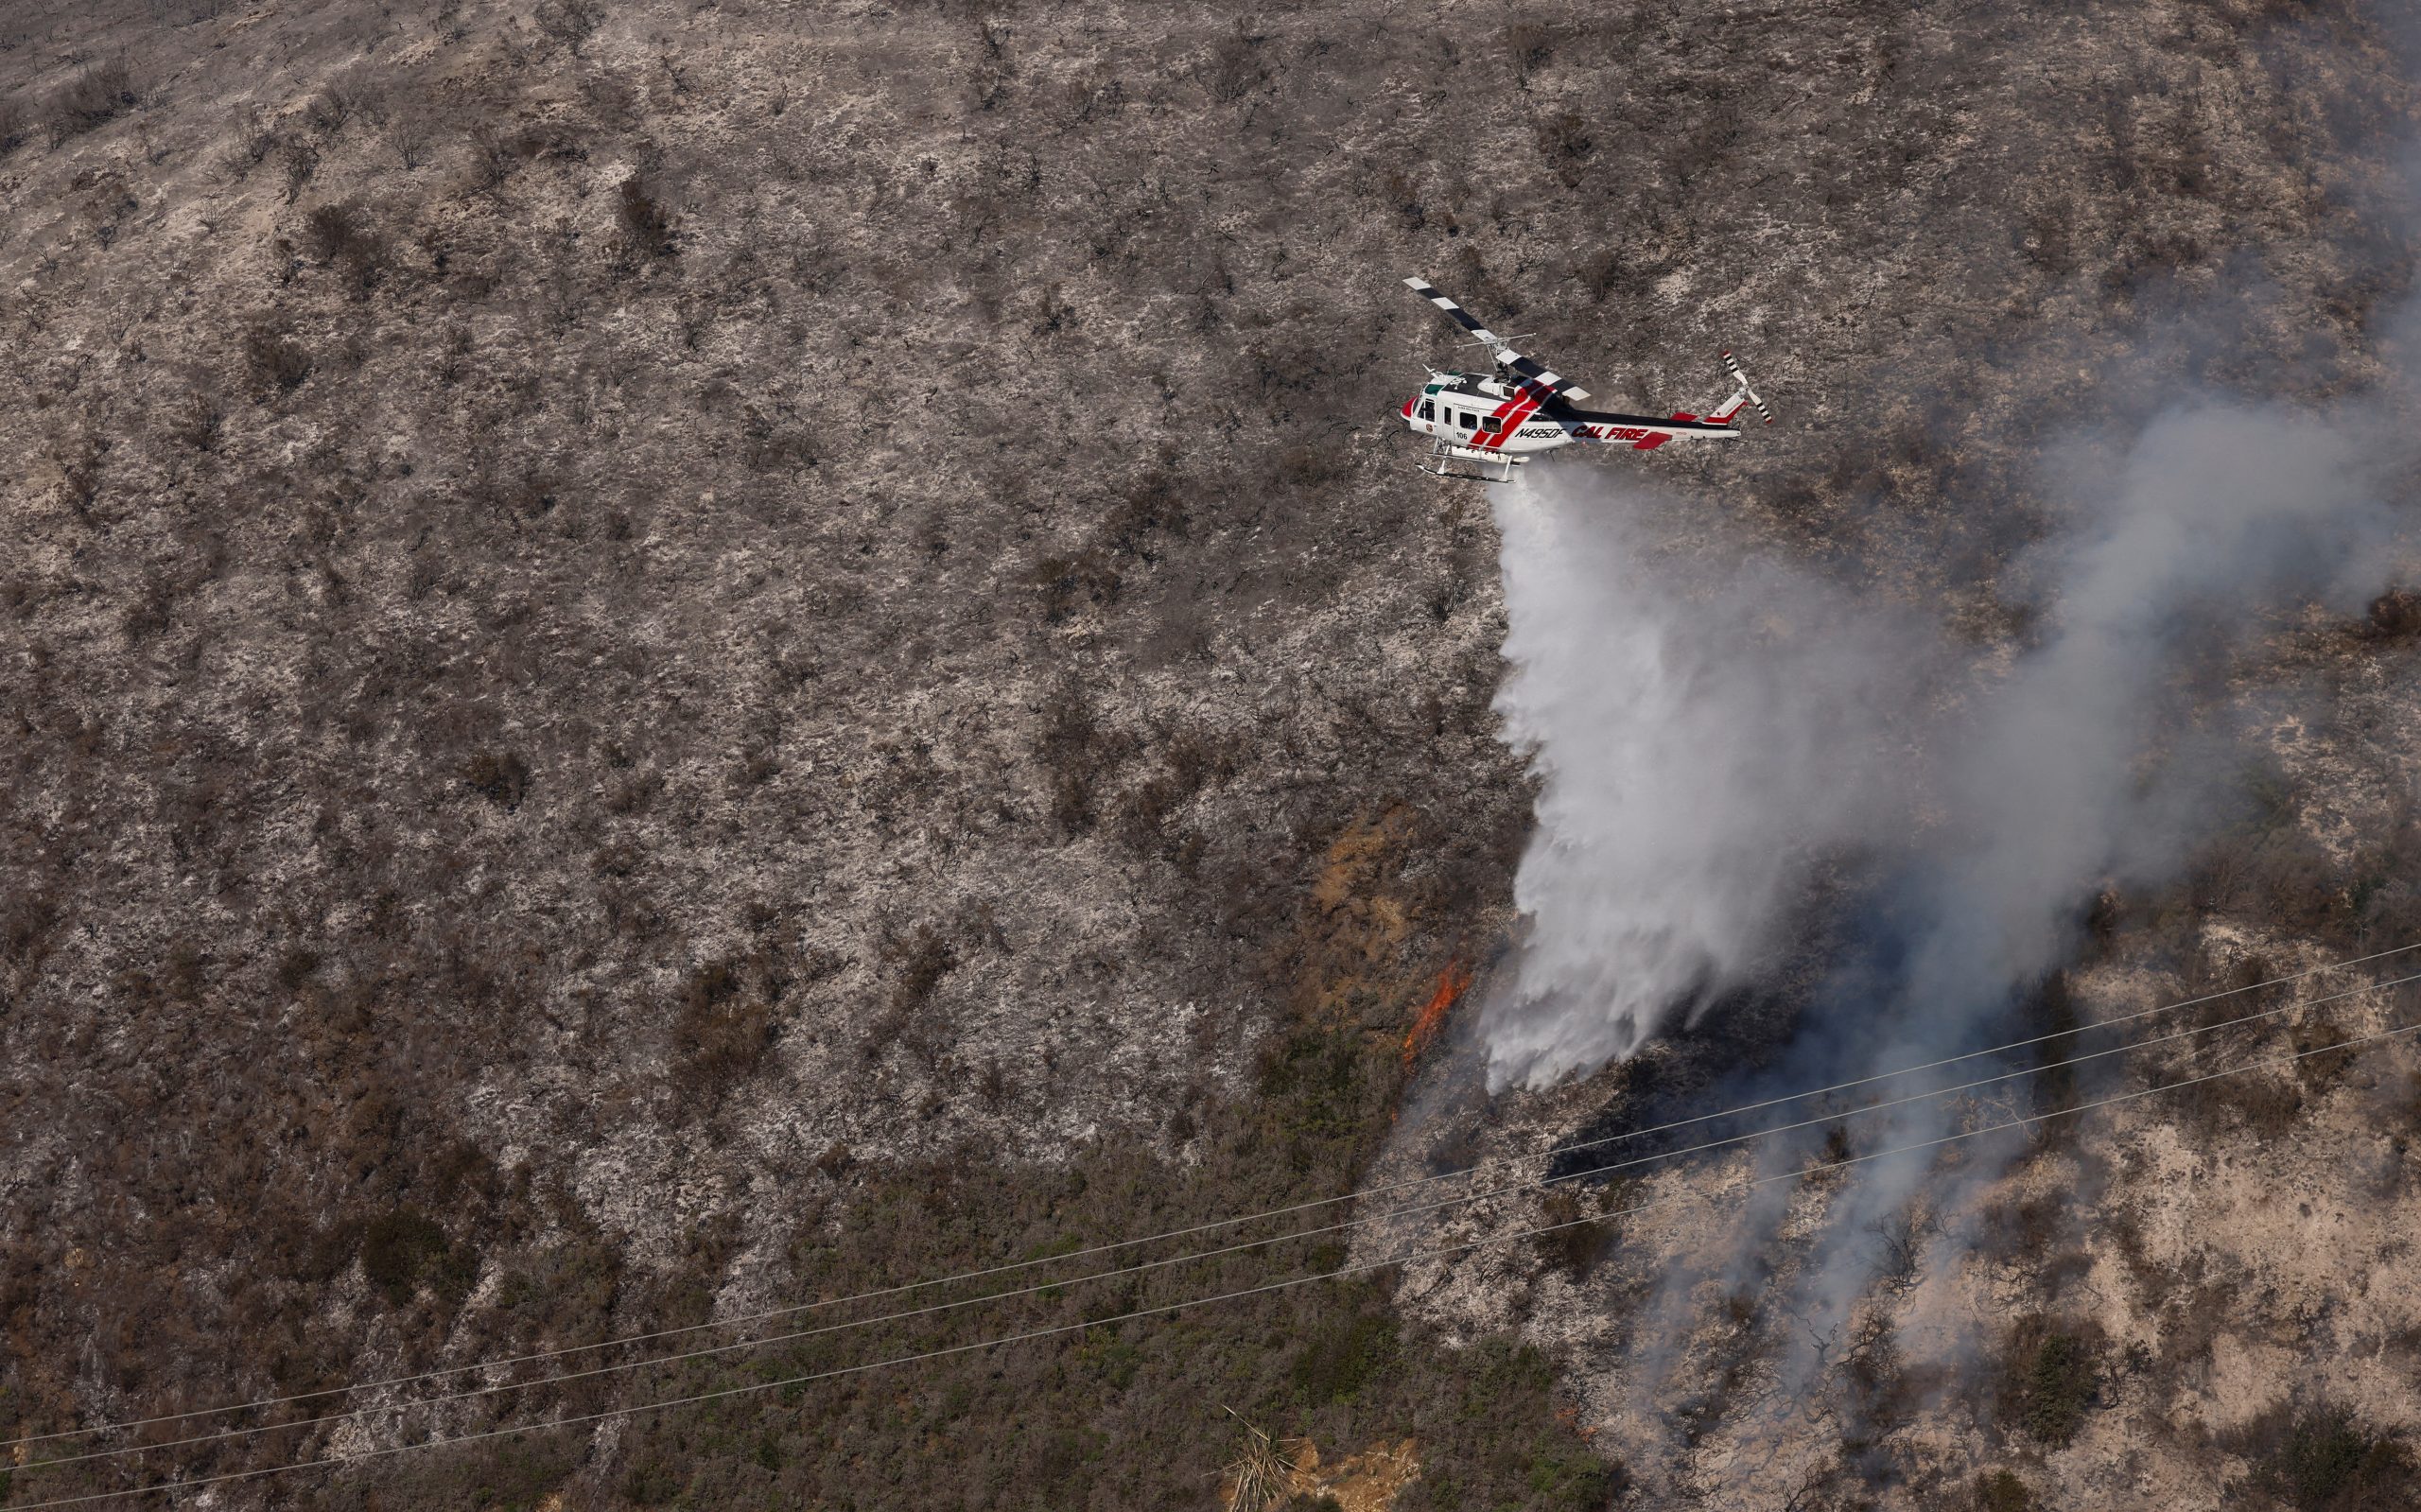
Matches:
[[24, 961, 2419, 1478], [11, 1003, 2413, 1511], [8, 938, 2412, 1458]]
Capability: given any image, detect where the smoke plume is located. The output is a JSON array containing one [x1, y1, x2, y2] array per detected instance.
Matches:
[[1464, 389, 2416, 1486], [1482, 398, 2412, 1091]]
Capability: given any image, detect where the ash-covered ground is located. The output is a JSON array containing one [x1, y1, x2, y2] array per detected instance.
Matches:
[[4, 1, 2419, 1508]]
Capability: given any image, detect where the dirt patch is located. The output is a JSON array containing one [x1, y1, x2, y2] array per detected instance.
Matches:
[[1225, 1434, 1421, 1512], [1289, 1436, 1422, 1511]]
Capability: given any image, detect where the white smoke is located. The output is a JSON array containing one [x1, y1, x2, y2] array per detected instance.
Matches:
[[1894, 405, 2406, 1016], [1481, 399, 2412, 1090], [1480, 481, 1937, 1086]]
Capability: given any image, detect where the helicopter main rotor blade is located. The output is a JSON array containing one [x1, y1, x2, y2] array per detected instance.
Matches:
[[1402, 275, 1503, 347], [1405, 276, 1592, 402]]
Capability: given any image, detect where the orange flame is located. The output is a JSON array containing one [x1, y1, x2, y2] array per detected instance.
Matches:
[[1402, 958, 1473, 1069]]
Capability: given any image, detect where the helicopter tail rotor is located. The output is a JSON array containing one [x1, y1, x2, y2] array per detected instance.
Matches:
[[1717, 350, 1775, 426]]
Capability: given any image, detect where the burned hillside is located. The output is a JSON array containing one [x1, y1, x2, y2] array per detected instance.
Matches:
[[3, 0, 2419, 1508]]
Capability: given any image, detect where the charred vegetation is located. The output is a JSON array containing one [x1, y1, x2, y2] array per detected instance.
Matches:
[[4, 0, 2420, 1508]]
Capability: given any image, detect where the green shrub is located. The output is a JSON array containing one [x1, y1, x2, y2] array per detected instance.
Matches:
[[1527, 1435, 1625, 1507], [360, 1208, 474, 1305], [674, 959, 775, 1092], [462, 750, 531, 810], [621, 1459, 684, 1504], [1259, 1027, 1376, 1141], [2019, 1332, 2098, 1446], [618, 177, 675, 257], [1534, 1186, 1609, 1278], [1977, 1469, 2031, 1511], [2255, 1406, 2416, 1511], [1290, 1310, 1396, 1404]]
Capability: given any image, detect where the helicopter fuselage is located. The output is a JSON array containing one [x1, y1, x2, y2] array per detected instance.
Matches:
[[1393, 276, 1768, 481], [1400, 373, 1582, 457]]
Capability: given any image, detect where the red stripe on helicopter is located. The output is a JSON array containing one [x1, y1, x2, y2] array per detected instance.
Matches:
[[1473, 401, 1515, 449], [1476, 394, 1541, 450]]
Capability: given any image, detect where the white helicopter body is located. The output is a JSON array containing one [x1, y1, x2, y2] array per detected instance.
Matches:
[[1399, 276, 1772, 481]]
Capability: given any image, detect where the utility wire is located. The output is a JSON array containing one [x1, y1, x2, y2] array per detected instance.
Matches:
[[21, 962, 2420, 1477], [8, 938, 2413, 1457], [11, 1004, 2417, 1511]]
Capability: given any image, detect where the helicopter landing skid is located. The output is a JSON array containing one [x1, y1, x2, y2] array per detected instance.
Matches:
[[1418, 440, 1521, 483]]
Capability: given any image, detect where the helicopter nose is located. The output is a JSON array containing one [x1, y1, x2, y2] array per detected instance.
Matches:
[[1401, 397, 1416, 419]]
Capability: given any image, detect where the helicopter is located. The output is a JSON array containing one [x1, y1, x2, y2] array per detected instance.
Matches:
[[1399, 275, 1772, 481]]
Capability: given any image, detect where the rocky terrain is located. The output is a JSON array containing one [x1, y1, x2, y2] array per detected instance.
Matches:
[[3, 0, 2420, 1508]]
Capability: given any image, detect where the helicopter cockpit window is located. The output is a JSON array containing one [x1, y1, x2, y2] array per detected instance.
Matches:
[[1419, 401, 1435, 421]]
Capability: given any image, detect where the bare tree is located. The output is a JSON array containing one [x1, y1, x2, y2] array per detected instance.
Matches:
[[388, 102, 435, 169], [278, 137, 319, 202], [303, 82, 362, 135], [44, 57, 137, 148], [229, 102, 277, 165], [465, 122, 514, 197], [1869, 1204, 1938, 1294]]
